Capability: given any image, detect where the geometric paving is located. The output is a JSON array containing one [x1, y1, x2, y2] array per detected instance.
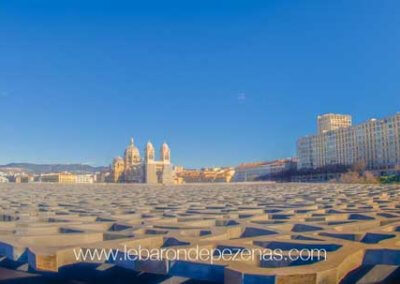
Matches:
[[1, 183, 400, 283]]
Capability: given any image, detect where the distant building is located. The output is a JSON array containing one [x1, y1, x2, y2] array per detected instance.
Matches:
[[177, 167, 235, 183], [41, 172, 77, 184], [233, 159, 297, 182], [0, 176, 9, 183], [96, 171, 111, 183], [8, 175, 32, 183], [317, 113, 352, 134], [297, 112, 400, 170], [76, 174, 94, 184], [111, 138, 175, 184]]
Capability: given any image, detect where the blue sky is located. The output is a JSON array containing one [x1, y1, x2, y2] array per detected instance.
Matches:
[[0, 0, 399, 168]]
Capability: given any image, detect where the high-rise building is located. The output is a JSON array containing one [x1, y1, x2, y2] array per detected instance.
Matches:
[[317, 113, 352, 134], [111, 138, 175, 184], [297, 113, 400, 170]]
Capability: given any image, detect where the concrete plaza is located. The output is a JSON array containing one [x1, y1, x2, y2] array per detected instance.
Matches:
[[0, 183, 400, 283]]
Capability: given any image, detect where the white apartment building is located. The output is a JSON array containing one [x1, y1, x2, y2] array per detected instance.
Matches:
[[297, 113, 400, 170]]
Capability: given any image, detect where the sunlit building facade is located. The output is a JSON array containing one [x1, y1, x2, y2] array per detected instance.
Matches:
[[40, 172, 77, 184], [177, 167, 235, 183], [76, 174, 95, 184]]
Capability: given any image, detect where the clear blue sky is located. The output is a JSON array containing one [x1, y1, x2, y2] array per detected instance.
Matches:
[[0, 0, 399, 168]]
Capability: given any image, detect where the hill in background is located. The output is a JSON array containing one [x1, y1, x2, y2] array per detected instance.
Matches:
[[0, 163, 108, 174]]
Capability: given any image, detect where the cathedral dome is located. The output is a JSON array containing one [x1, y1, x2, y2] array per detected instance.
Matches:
[[124, 137, 141, 165]]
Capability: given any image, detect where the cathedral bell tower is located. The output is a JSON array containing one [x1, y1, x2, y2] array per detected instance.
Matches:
[[145, 141, 155, 163], [144, 141, 157, 184], [160, 142, 170, 164]]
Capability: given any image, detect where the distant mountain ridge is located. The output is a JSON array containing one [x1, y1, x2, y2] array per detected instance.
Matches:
[[0, 163, 108, 174]]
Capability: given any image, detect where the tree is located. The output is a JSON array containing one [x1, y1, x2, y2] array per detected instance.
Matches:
[[339, 170, 379, 184], [339, 172, 361, 184], [363, 171, 379, 184], [352, 160, 367, 175]]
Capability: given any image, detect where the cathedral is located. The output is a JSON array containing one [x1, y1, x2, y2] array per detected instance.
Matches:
[[111, 138, 175, 184]]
